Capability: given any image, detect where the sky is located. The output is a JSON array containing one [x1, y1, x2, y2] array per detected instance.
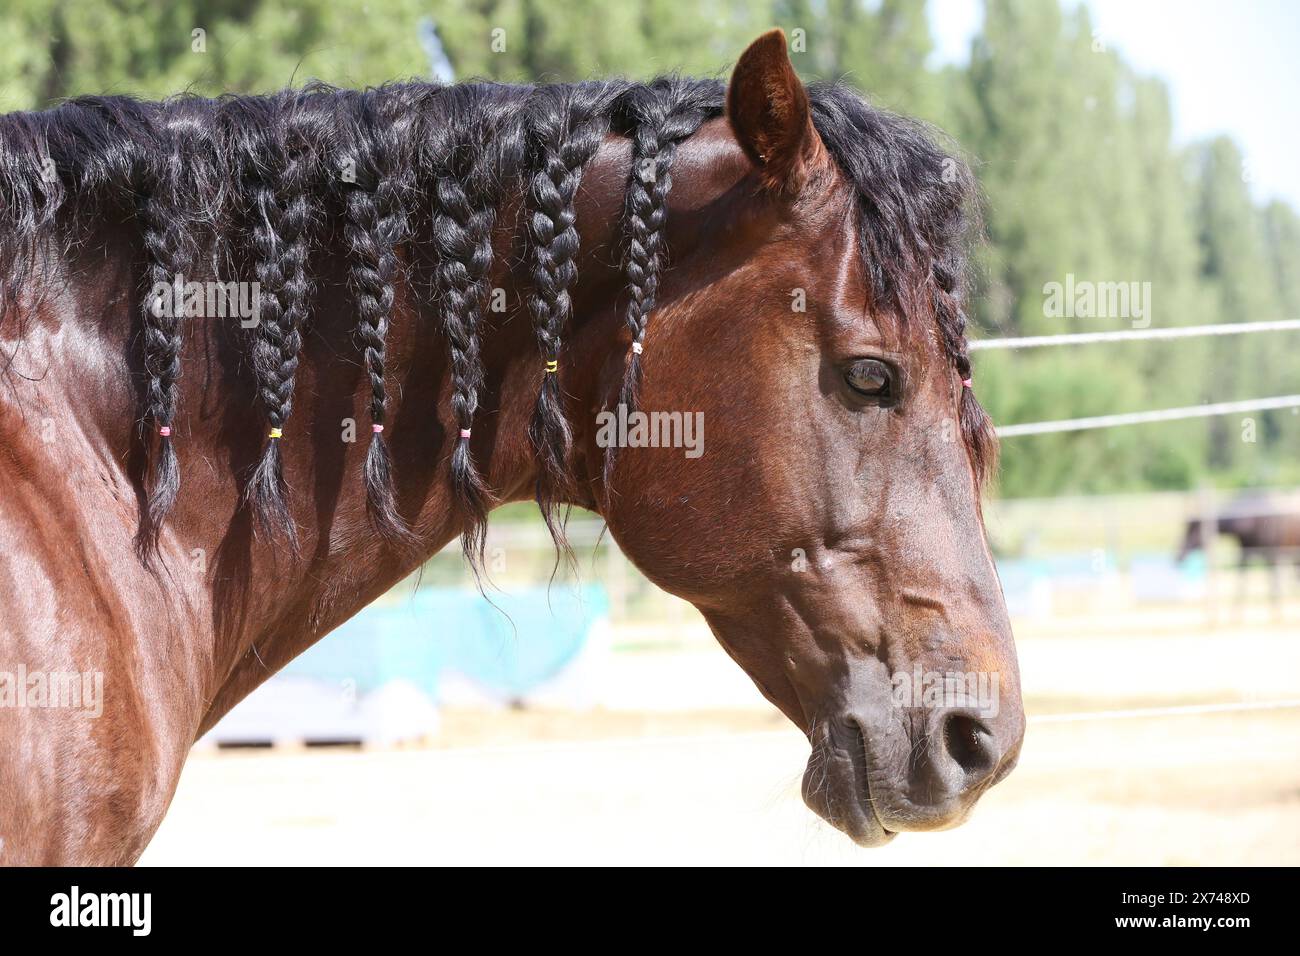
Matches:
[[927, 0, 1300, 209]]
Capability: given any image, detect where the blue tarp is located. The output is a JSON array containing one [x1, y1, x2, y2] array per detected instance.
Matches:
[[280, 585, 609, 700]]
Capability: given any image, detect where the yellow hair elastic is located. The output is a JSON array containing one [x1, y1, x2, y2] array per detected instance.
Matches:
[[268, 427, 283, 439], [545, 360, 558, 373]]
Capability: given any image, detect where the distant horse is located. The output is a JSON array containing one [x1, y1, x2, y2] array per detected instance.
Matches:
[[0, 31, 1022, 864], [1176, 499, 1300, 605]]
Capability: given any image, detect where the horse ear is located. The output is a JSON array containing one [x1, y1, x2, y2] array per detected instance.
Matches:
[[727, 29, 824, 192]]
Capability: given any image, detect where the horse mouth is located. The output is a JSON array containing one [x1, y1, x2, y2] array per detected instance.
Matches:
[[801, 720, 896, 847]]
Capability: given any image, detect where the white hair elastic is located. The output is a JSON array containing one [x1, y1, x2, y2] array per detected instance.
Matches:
[[631, 341, 643, 355]]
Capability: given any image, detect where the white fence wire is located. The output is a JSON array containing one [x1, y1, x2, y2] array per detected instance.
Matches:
[[969, 318, 1300, 351], [975, 319, 1300, 436], [996, 394, 1300, 437]]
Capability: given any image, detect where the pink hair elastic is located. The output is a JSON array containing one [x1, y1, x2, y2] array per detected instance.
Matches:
[[459, 428, 472, 439], [962, 378, 973, 389], [158, 426, 171, 437], [372, 424, 384, 434]]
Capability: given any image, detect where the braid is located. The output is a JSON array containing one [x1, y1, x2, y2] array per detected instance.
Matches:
[[246, 95, 324, 547], [524, 84, 618, 520], [135, 99, 219, 559], [135, 186, 187, 556], [934, 250, 996, 485], [934, 255, 968, 376], [245, 172, 293, 540], [602, 81, 715, 493], [431, 129, 499, 568], [343, 91, 417, 549]]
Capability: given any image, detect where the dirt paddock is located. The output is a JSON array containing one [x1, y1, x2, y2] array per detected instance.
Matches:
[[141, 708, 1299, 865], [141, 610, 1300, 865]]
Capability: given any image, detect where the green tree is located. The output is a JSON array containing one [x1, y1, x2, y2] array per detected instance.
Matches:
[[777, 0, 941, 120]]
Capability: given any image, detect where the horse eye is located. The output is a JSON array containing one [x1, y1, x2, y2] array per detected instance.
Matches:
[[845, 359, 893, 399]]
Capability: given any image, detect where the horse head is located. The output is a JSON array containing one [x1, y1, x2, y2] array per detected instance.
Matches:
[[588, 33, 1024, 844]]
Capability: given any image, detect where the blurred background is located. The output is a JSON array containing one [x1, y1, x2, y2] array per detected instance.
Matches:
[[7, 0, 1297, 864]]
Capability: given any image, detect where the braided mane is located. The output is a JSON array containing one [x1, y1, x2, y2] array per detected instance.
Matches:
[[0, 77, 988, 562]]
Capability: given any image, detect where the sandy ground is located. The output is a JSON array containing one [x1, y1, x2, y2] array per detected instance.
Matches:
[[141, 709, 1300, 866], [141, 612, 1300, 866]]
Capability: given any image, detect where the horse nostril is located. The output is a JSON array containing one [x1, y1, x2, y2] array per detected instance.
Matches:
[[942, 713, 996, 776]]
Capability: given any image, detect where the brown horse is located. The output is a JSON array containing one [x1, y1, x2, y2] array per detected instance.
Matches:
[[1177, 496, 1300, 605], [0, 31, 1022, 864]]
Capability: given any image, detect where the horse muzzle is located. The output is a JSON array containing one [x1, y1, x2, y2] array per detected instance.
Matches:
[[802, 698, 1025, 846]]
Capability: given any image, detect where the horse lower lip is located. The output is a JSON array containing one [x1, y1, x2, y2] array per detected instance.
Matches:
[[853, 722, 892, 835]]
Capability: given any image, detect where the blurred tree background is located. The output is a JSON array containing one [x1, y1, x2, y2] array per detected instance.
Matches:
[[1, 0, 1295, 498]]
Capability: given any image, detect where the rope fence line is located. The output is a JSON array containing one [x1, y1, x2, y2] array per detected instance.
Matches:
[[968, 319, 1300, 437], [968, 318, 1300, 351], [996, 394, 1300, 438]]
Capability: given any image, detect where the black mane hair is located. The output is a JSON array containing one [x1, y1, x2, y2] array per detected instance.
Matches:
[[0, 76, 991, 563]]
